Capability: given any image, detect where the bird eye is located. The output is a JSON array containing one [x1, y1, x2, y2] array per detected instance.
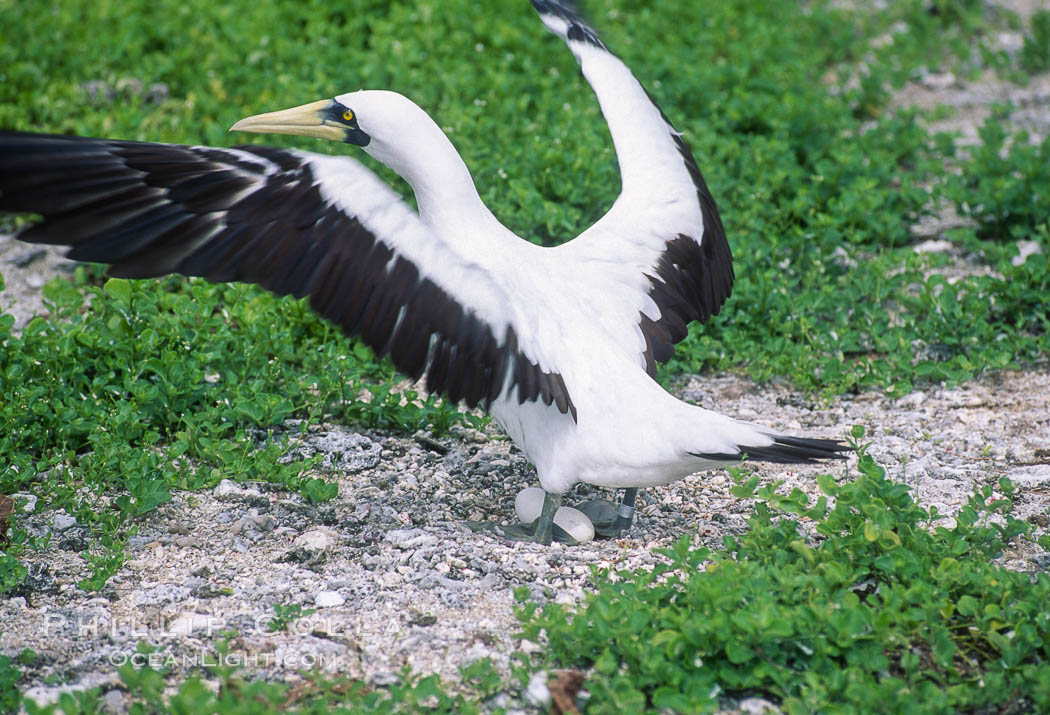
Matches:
[[342, 110, 354, 121]]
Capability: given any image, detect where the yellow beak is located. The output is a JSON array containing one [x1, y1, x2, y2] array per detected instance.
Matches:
[[230, 99, 343, 140]]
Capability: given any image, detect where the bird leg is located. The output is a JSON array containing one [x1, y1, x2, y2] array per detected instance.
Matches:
[[464, 491, 572, 545], [615, 487, 638, 534]]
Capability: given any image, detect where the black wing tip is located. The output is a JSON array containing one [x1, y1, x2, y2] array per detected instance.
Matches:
[[532, 0, 606, 50], [692, 436, 850, 466], [531, 0, 581, 19]]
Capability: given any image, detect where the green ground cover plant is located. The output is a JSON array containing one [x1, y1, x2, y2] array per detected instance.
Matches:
[[518, 428, 1050, 713], [2, 0, 1049, 710], [1020, 10, 1050, 74], [945, 111, 1050, 241]]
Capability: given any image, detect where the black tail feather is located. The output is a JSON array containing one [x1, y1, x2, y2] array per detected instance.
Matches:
[[692, 435, 850, 465]]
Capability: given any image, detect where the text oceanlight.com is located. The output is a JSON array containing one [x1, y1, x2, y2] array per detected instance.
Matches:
[[107, 651, 339, 669]]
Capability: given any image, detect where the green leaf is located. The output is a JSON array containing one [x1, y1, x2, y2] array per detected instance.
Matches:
[[956, 595, 980, 616], [817, 473, 839, 495], [104, 278, 132, 302], [724, 641, 754, 665], [863, 520, 880, 542], [730, 475, 759, 499]]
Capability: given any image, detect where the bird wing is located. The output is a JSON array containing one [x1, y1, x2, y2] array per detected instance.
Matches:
[[533, 0, 734, 376], [0, 131, 575, 419]]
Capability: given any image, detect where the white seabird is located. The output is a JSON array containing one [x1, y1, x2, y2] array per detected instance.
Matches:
[[0, 1, 846, 544]]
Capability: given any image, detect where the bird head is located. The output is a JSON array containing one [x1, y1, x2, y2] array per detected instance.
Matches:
[[230, 90, 440, 149], [231, 90, 458, 192], [230, 94, 373, 147]]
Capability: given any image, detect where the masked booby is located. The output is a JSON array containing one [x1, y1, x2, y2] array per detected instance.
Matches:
[[0, 1, 846, 545]]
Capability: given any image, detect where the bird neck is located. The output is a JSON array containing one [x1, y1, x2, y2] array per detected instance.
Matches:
[[366, 119, 503, 241], [412, 156, 496, 237]]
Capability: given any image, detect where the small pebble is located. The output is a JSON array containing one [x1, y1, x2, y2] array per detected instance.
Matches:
[[315, 590, 345, 607], [51, 513, 77, 531], [213, 479, 243, 498], [295, 529, 336, 551], [371, 670, 399, 686], [101, 689, 125, 715], [739, 696, 782, 714], [14, 493, 37, 513], [386, 528, 438, 549], [524, 671, 551, 708], [167, 612, 220, 636], [8, 249, 46, 268], [1012, 240, 1043, 267]]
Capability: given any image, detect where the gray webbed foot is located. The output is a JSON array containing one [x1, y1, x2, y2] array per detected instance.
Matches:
[[464, 519, 575, 545], [576, 498, 620, 537], [464, 490, 566, 545], [577, 487, 639, 538]]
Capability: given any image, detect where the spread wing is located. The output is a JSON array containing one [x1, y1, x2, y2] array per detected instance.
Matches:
[[534, 0, 734, 376], [0, 131, 575, 419]]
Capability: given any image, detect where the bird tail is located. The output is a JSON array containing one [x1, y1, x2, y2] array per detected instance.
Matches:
[[680, 404, 850, 466], [690, 434, 849, 465]]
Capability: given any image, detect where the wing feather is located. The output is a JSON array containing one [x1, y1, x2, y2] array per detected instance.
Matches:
[[534, 1, 734, 376], [0, 131, 575, 419]]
